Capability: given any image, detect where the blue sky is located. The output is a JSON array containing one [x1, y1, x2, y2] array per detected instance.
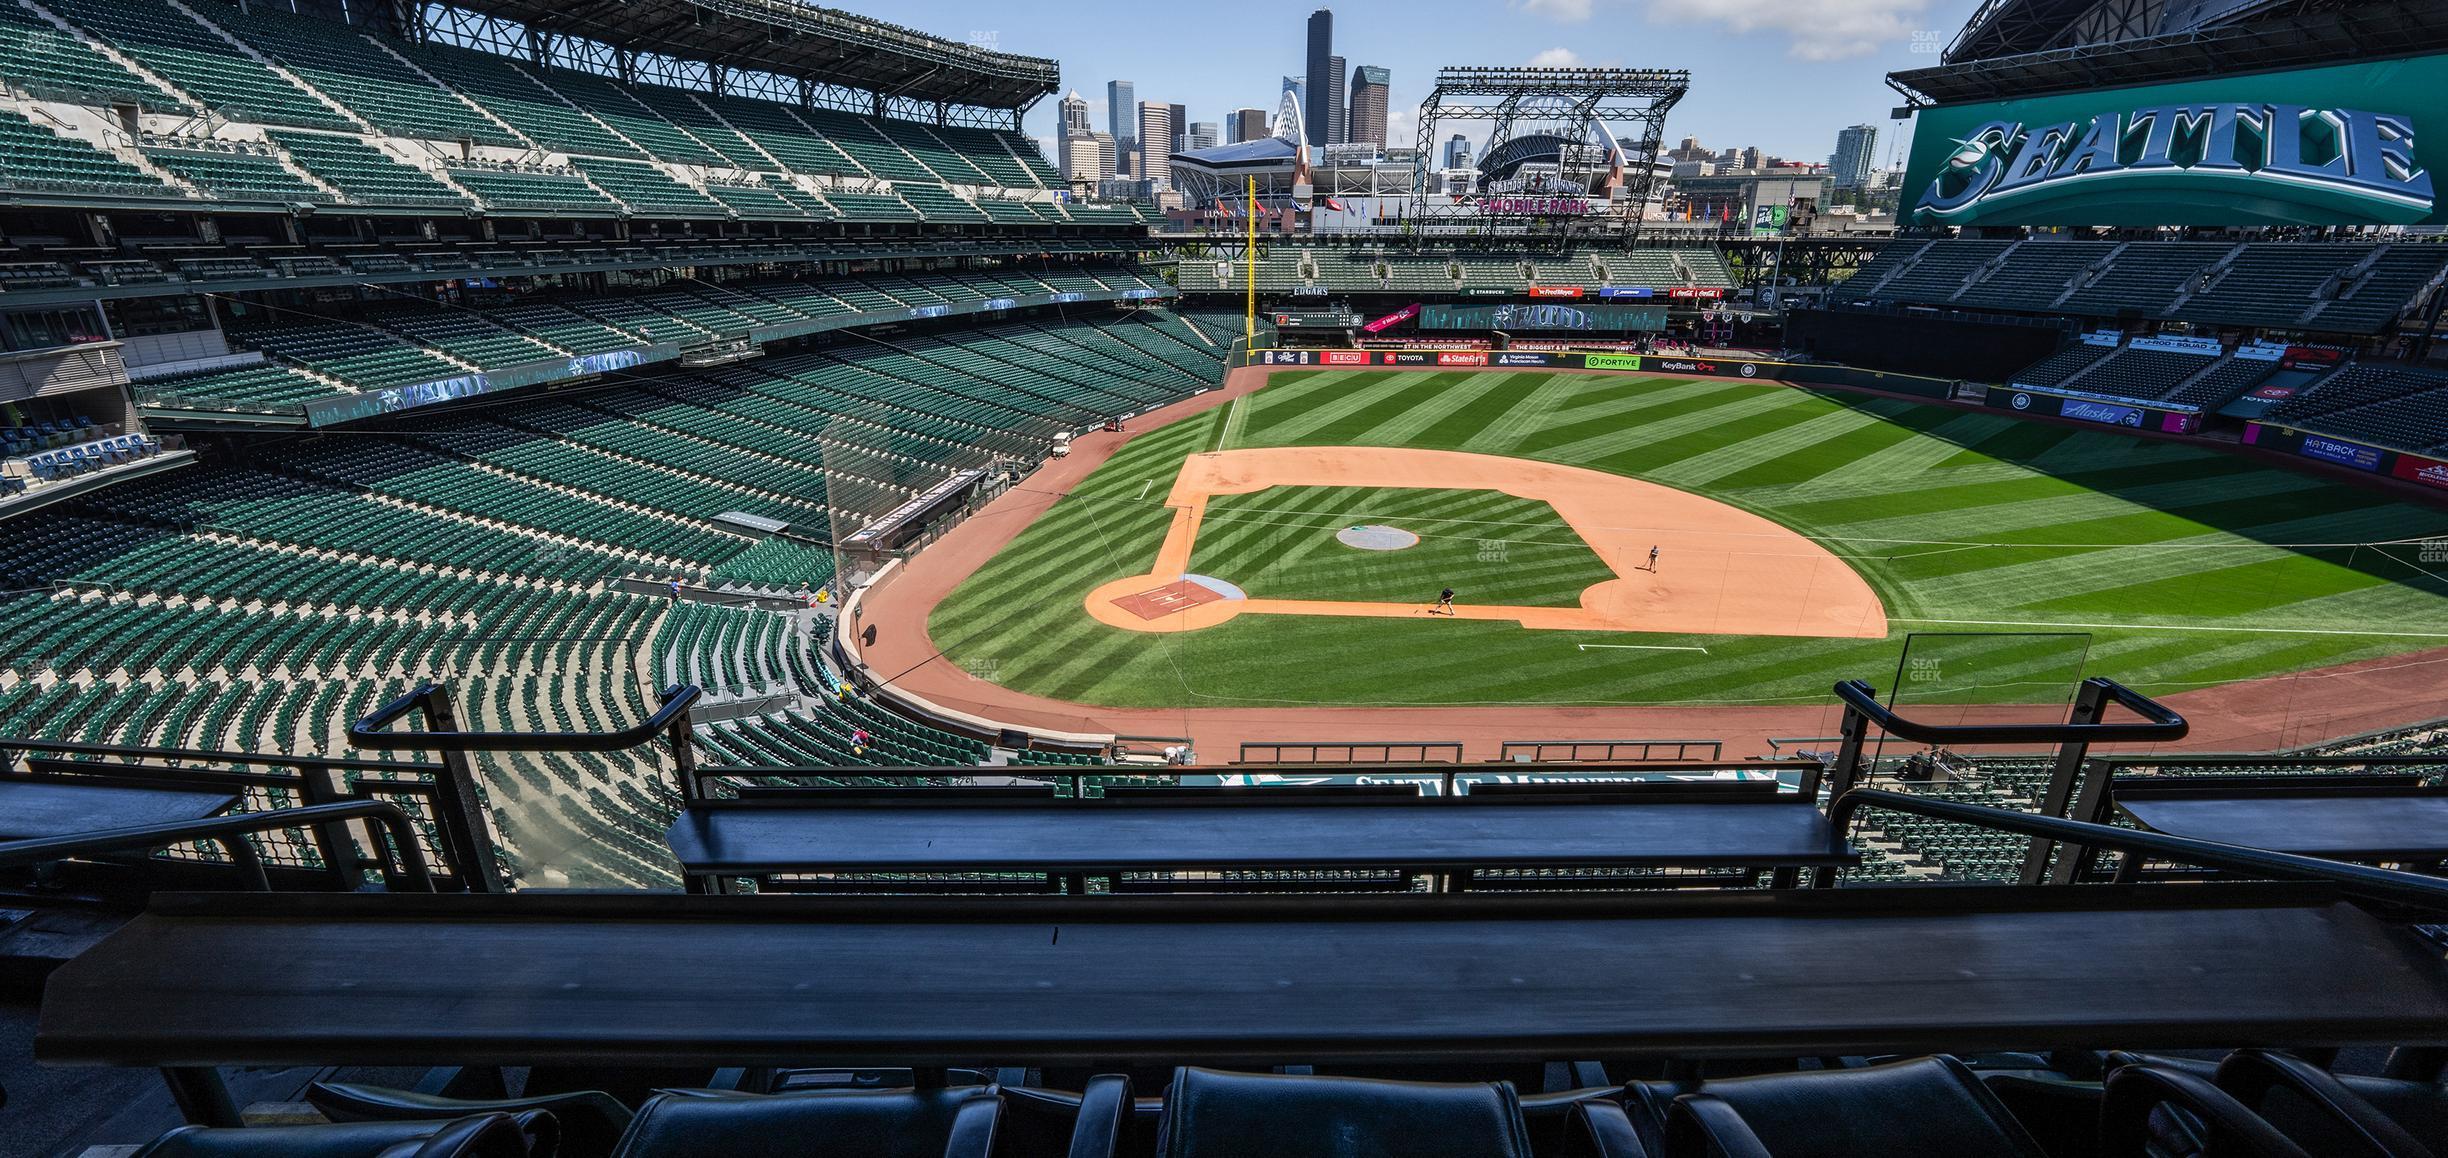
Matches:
[[835, 0, 1985, 165]]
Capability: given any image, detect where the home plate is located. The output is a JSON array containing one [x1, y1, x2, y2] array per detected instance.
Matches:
[[1109, 574, 1246, 621]]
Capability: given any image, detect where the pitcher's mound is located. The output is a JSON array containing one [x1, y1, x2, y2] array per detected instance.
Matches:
[[1337, 524, 1419, 551]]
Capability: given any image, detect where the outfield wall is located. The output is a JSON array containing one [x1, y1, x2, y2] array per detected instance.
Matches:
[[1249, 347, 1961, 400], [2244, 423, 2448, 497], [1244, 348, 2448, 507]]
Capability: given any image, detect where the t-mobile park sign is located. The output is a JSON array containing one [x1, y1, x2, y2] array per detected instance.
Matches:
[[1476, 195, 1593, 216]]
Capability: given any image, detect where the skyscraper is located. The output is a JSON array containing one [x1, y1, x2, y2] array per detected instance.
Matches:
[[1058, 130, 1114, 182], [1186, 122, 1220, 150], [1137, 101, 1174, 190], [1444, 134, 1472, 171], [1169, 102, 1187, 151], [1347, 65, 1390, 150], [1229, 108, 1268, 144], [1326, 54, 1348, 143], [1303, 9, 1332, 147], [1059, 91, 1090, 134], [1106, 80, 1136, 170], [1830, 123, 1879, 189]]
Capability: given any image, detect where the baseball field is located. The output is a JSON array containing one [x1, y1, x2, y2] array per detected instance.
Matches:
[[926, 369, 2448, 711]]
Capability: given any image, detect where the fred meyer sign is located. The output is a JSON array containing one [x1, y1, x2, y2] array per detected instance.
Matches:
[[1902, 54, 2447, 226]]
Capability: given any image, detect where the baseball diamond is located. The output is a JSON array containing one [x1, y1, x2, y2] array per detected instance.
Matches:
[[909, 367, 2448, 717]]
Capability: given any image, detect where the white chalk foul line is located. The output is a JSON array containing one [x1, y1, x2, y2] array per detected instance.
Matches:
[[1136, 479, 1154, 501], [1893, 617, 2448, 640], [1579, 643, 1711, 654]]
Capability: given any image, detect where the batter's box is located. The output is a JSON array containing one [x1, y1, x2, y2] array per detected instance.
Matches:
[[1108, 575, 1246, 622]]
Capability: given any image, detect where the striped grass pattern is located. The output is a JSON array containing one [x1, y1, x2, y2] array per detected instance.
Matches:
[[1193, 486, 1613, 609], [930, 371, 2448, 709]]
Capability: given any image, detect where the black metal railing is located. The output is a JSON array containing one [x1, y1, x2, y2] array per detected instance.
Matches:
[[1828, 677, 2191, 885], [2, 737, 484, 891], [0, 800, 434, 893], [347, 682, 705, 885], [1829, 788, 2448, 910]]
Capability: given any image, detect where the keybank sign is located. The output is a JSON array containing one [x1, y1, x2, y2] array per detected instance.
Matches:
[[1901, 56, 2448, 227]]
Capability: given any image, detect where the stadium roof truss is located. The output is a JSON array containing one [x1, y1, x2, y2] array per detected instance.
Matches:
[[1407, 67, 1689, 244], [415, 0, 1059, 122], [1899, 0, 2447, 106]]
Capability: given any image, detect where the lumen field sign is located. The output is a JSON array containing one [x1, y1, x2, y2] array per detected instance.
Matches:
[[1900, 54, 2445, 227]]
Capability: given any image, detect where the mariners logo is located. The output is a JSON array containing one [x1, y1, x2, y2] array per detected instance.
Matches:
[[1912, 103, 2435, 226]]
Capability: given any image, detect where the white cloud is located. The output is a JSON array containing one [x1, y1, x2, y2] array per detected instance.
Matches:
[[1386, 102, 1420, 151], [1646, 0, 1931, 60], [1515, 0, 1594, 21], [1527, 46, 1585, 68]]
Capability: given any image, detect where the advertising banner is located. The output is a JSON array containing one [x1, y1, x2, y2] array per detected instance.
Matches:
[[1667, 286, 1726, 299], [1599, 287, 1654, 299], [1528, 286, 1585, 299], [2127, 334, 2225, 356], [1493, 351, 1555, 367], [1419, 302, 1668, 333], [304, 344, 679, 427], [1320, 350, 1372, 366], [1899, 54, 2448, 227], [1437, 351, 1490, 366], [2301, 434, 2385, 471], [2392, 453, 2448, 491], [2281, 345, 2348, 371], [2060, 398, 2149, 428], [1271, 311, 1365, 329], [1580, 353, 1644, 371], [1360, 303, 1421, 334]]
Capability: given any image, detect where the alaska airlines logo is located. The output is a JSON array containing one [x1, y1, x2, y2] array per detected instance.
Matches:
[[1914, 104, 2433, 225]]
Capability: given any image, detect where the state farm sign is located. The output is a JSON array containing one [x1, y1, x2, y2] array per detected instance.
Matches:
[[1438, 351, 1489, 366]]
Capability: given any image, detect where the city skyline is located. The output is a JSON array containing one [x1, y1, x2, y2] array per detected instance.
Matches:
[[838, 0, 1979, 176]]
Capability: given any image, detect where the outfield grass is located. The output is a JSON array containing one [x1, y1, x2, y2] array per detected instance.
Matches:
[[930, 371, 2448, 708], [1193, 486, 1613, 608]]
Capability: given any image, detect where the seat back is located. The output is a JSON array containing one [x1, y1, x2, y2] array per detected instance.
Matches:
[[1154, 1067, 1533, 1158], [609, 1087, 999, 1158], [1664, 1057, 2047, 1158], [135, 1111, 550, 1158], [309, 1080, 633, 1155]]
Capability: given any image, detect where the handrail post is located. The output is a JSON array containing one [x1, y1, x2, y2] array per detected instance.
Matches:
[[296, 760, 365, 891], [2019, 678, 2109, 885], [662, 686, 702, 804], [1827, 689, 1872, 804], [2049, 757, 2121, 886], [414, 684, 506, 894]]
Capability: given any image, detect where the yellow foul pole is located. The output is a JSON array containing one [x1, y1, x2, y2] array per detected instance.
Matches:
[[1243, 175, 1258, 350]]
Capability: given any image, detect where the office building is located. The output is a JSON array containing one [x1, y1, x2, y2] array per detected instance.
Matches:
[[1303, 9, 1332, 146], [1830, 123, 1880, 189], [1347, 65, 1390, 149]]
